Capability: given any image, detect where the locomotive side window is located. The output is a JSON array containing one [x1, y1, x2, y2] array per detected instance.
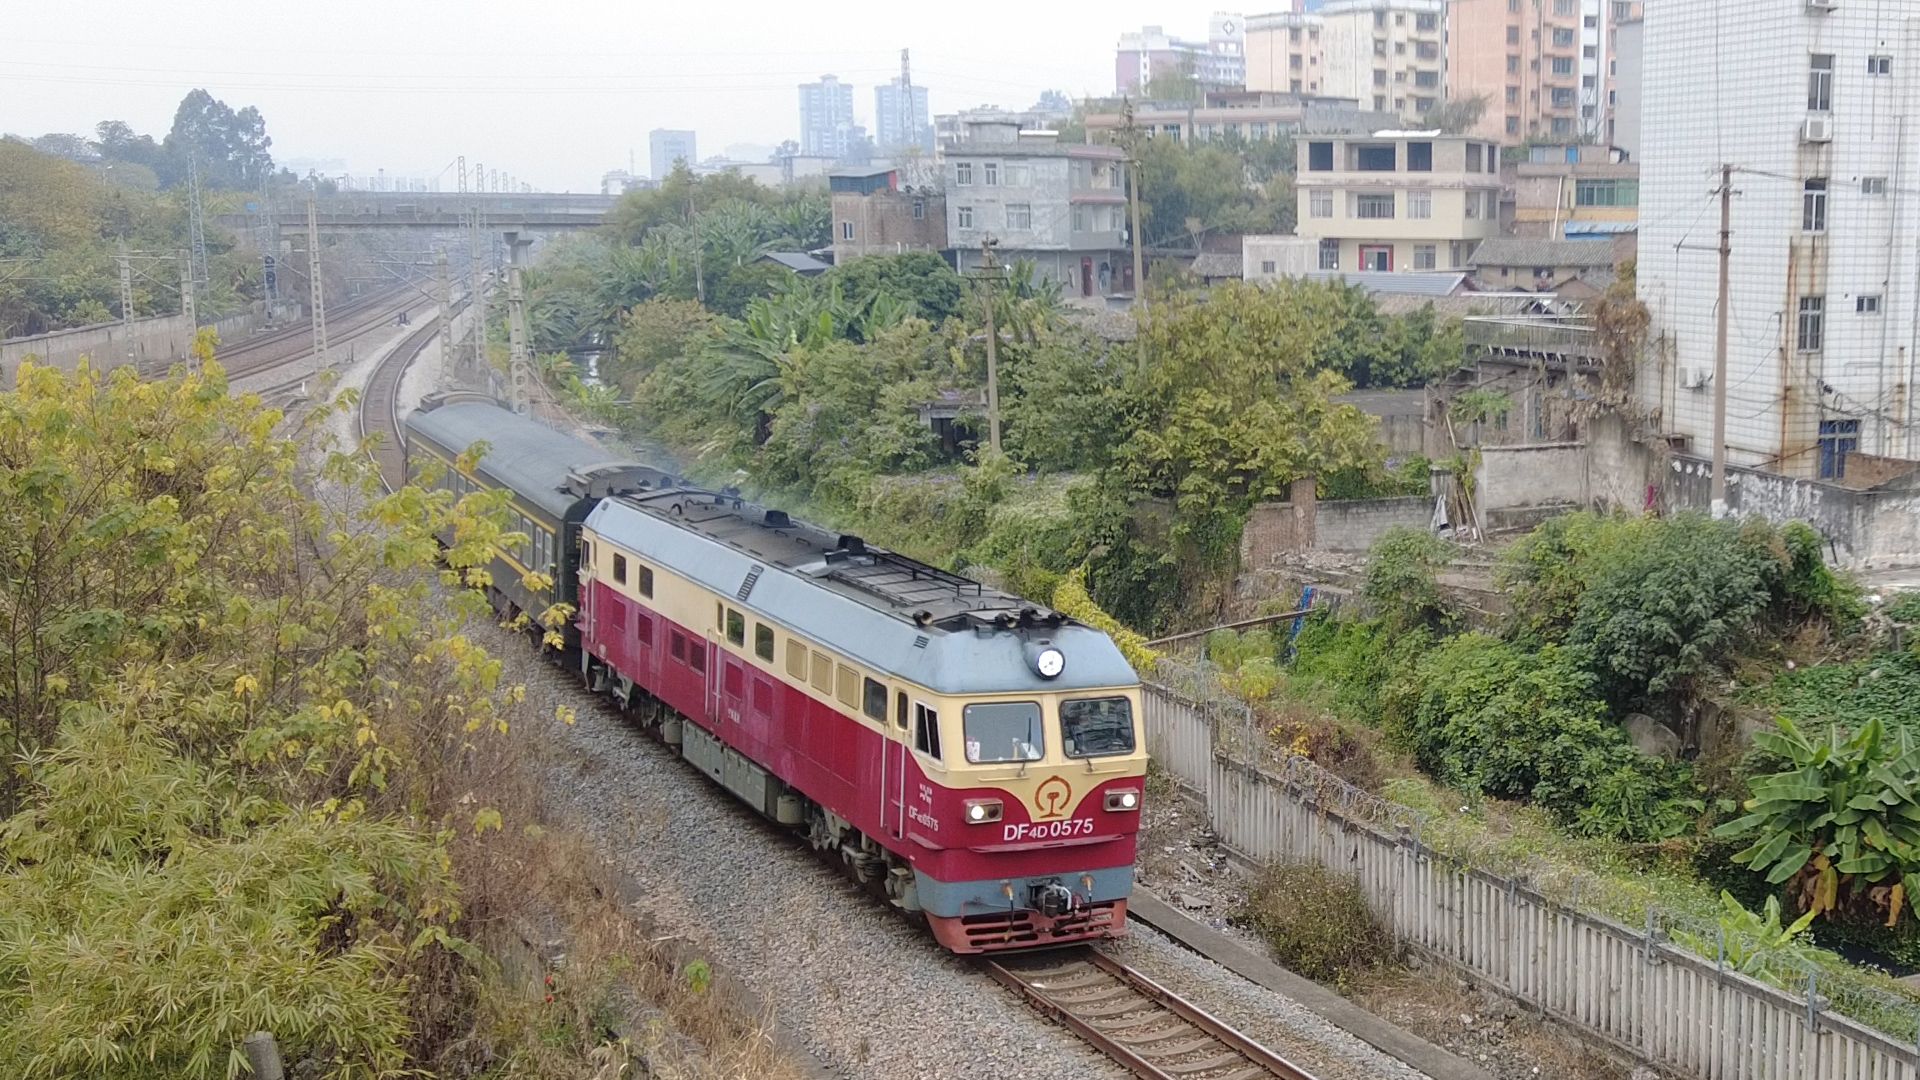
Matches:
[[670, 631, 686, 662], [724, 664, 743, 697], [810, 649, 833, 692], [638, 565, 654, 597], [963, 702, 1045, 764], [913, 703, 943, 761], [613, 554, 628, 585], [835, 664, 859, 708], [1061, 697, 1136, 758], [754, 623, 775, 662], [895, 690, 908, 730], [689, 641, 706, 674], [635, 612, 653, 646], [862, 677, 887, 722], [725, 608, 745, 647], [786, 639, 809, 680]]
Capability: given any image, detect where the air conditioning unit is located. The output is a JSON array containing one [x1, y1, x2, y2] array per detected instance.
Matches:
[[1803, 115, 1835, 143], [1806, 0, 1836, 12], [1680, 365, 1711, 389]]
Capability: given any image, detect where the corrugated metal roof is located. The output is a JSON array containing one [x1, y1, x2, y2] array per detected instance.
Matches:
[[758, 251, 832, 273]]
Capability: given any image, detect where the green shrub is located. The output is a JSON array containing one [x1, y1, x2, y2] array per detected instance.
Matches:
[[1886, 592, 1920, 625], [1780, 521, 1868, 625], [1238, 861, 1398, 987], [1290, 613, 1430, 724], [1363, 527, 1454, 630]]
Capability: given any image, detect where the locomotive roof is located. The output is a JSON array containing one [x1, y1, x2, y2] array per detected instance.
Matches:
[[406, 401, 621, 518], [589, 496, 1138, 695]]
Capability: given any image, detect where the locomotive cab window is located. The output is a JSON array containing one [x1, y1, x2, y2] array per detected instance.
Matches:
[[913, 703, 943, 761], [1061, 697, 1136, 758], [725, 608, 745, 647], [613, 553, 629, 584], [754, 623, 775, 662], [963, 702, 1044, 764], [862, 677, 887, 722], [895, 690, 909, 730]]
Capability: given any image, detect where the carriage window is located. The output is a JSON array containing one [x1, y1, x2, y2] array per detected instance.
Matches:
[[810, 649, 832, 692], [863, 678, 887, 722], [787, 639, 809, 679], [1061, 697, 1136, 758], [638, 566, 653, 597], [963, 702, 1045, 764], [914, 703, 943, 760], [635, 612, 653, 646], [754, 623, 775, 662], [613, 553, 628, 584], [835, 664, 859, 708], [670, 631, 686, 662], [895, 690, 908, 730], [725, 608, 745, 647]]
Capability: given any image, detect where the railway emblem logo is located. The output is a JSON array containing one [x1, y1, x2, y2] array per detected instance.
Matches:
[[1034, 776, 1073, 820]]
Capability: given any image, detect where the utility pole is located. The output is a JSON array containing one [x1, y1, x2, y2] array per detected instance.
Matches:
[[689, 192, 705, 304], [1121, 97, 1148, 374], [186, 153, 210, 297], [1710, 163, 1733, 519], [306, 198, 330, 369], [435, 249, 453, 390], [504, 231, 533, 414], [177, 249, 196, 333], [976, 239, 1004, 455], [117, 244, 136, 365], [469, 211, 486, 380]]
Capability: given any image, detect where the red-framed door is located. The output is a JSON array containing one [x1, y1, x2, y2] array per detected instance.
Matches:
[[1360, 244, 1393, 272]]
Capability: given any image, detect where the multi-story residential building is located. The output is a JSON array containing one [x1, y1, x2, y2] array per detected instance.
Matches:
[[648, 129, 696, 182], [1505, 143, 1639, 240], [829, 165, 948, 263], [1294, 132, 1505, 272], [1447, 0, 1585, 141], [799, 75, 859, 158], [1082, 90, 1396, 143], [1639, 0, 1920, 479], [1318, 0, 1448, 118], [875, 78, 934, 155], [1244, 11, 1327, 96], [1115, 14, 1247, 95], [1610, 11, 1643, 157], [945, 119, 1131, 298]]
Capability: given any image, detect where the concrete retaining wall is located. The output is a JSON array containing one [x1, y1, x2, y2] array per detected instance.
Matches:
[[1315, 496, 1432, 551], [1660, 454, 1920, 568], [1476, 441, 1589, 511], [1, 306, 264, 385]]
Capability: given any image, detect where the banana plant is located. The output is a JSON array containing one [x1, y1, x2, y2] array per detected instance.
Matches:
[[1712, 717, 1920, 924]]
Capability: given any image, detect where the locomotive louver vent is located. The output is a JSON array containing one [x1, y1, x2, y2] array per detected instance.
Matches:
[[913, 635, 930, 649], [737, 566, 764, 601]]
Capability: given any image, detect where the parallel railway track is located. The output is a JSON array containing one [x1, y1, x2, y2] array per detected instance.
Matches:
[[358, 314, 445, 491], [984, 948, 1322, 1080], [143, 285, 421, 382]]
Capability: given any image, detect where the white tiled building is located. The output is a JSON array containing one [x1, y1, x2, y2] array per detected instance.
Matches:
[[1638, 0, 1920, 479]]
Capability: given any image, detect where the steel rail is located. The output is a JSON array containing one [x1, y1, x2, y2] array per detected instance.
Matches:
[[982, 947, 1322, 1080]]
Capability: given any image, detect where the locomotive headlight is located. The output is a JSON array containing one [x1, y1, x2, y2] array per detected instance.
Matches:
[[964, 798, 1003, 824], [1025, 640, 1066, 679], [1104, 788, 1141, 812]]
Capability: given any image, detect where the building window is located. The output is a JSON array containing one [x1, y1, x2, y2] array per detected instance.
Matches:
[[956, 205, 973, 228], [1818, 418, 1859, 479], [1575, 179, 1639, 207], [1858, 294, 1882, 314], [1507, 54, 1522, 75], [1373, 68, 1388, 87], [1251, 121, 1269, 139], [956, 162, 973, 185], [983, 162, 998, 186], [1553, 0, 1576, 13], [1551, 27, 1575, 47], [1408, 190, 1432, 218], [1864, 177, 1889, 195], [1006, 203, 1032, 230], [1506, 85, 1521, 105], [1465, 191, 1481, 219], [840, 221, 854, 240], [1507, 116, 1521, 135], [1307, 141, 1334, 170], [1803, 179, 1828, 233], [1309, 190, 1334, 218], [1006, 164, 1031, 186], [1355, 193, 1395, 219], [1467, 143, 1484, 172], [1551, 56, 1575, 75], [1798, 295, 1826, 352], [1870, 55, 1893, 76], [1318, 239, 1340, 270], [1551, 87, 1576, 107], [1413, 244, 1437, 270], [912, 199, 925, 219], [1072, 204, 1089, 231], [1809, 54, 1834, 112], [1507, 26, 1521, 45], [1261, 259, 1278, 274]]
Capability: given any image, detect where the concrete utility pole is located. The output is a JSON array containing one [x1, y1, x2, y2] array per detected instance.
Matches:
[[117, 244, 136, 365], [1710, 163, 1733, 519], [976, 239, 1004, 455], [688, 192, 705, 304], [469, 211, 486, 381], [177, 249, 196, 332], [435, 249, 453, 390], [504, 231, 533, 414], [306, 198, 330, 369], [1121, 97, 1148, 374]]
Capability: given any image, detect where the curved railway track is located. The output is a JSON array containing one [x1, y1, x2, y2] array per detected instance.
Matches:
[[142, 285, 422, 382], [358, 314, 445, 491], [984, 948, 1322, 1080]]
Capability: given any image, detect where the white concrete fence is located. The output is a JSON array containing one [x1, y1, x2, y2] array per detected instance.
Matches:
[[1141, 670, 1920, 1080]]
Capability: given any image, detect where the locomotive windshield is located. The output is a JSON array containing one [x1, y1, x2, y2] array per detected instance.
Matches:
[[963, 702, 1045, 764], [1061, 697, 1136, 758]]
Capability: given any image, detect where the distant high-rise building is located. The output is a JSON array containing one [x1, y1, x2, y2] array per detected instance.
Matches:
[[1114, 13, 1246, 96], [875, 78, 933, 154], [649, 129, 697, 182], [799, 75, 858, 157]]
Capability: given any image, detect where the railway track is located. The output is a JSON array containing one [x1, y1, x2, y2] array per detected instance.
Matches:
[[142, 285, 421, 382], [983, 948, 1322, 1080], [358, 313, 445, 491]]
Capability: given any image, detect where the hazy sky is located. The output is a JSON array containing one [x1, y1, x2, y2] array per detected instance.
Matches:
[[6, 0, 1230, 191]]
